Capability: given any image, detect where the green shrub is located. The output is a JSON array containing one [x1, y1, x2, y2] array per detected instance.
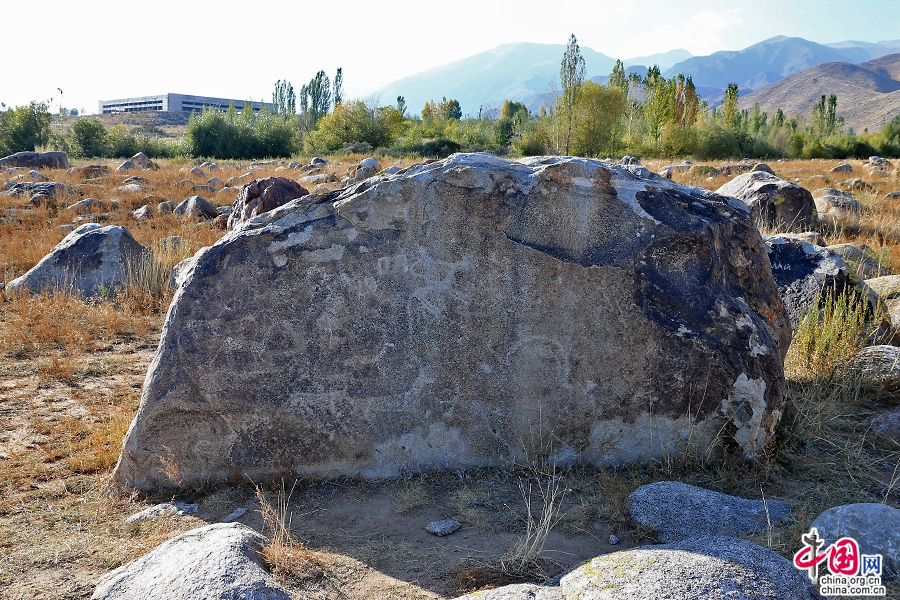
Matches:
[[0, 102, 52, 155], [68, 118, 108, 158]]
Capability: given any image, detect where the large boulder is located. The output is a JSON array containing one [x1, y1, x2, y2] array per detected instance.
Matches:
[[91, 523, 291, 600], [557, 536, 817, 600], [5, 224, 145, 297], [112, 153, 790, 492], [0, 150, 68, 169], [764, 236, 867, 329], [717, 171, 816, 232], [227, 177, 309, 230], [627, 481, 791, 542], [811, 503, 900, 580]]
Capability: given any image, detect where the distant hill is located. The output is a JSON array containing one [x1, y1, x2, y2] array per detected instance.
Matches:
[[662, 36, 900, 92], [368, 37, 900, 119], [737, 54, 900, 131], [371, 43, 619, 117]]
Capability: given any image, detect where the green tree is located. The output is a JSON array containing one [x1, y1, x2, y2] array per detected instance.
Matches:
[[0, 102, 52, 154], [643, 66, 672, 149], [812, 94, 838, 139], [571, 81, 625, 157], [300, 70, 331, 127], [558, 33, 586, 154], [68, 118, 108, 157], [333, 68, 344, 107], [721, 83, 739, 129], [439, 97, 462, 120], [397, 96, 407, 117], [272, 79, 296, 116]]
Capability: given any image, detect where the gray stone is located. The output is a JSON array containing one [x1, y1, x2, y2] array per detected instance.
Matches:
[[608, 534, 619, 545], [811, 503, 900, 580], [850, 345, 900, 390], [620, 155, 640, 166], [189, 167, 205, 177], [130, 152, 151, 168], [116, 160, 137, 172], [311, 156, 328, 166], [354, 166, 377, 180], [174, 179, 193, 189], [174, 196, 217, 220], [115, 184, 143, 194], [221, 508, 248, 523], [451, 584, 562, 600], [192, 184, 217, 194], [776, 231, 823, 246], [717, 171, 816, 232], [228, 177, 309, 230], [886, 191, 900, 199], [124, 502, 198, 524], [156, 201, 175, 215], [133, 205, 152, 221], [871, 406, 900, 439], [28, 169, 48, 181], [69, 164, 110, 178], [764, 236, 868, 329], [382, 165, 403, 175], [123, 176, 148, 185], [225, 172, 255, 187], [90, 523, 291, 600], [752, 163, 775, 175], [168, 255, 197, 289], [359, 157, 379, 170], [206, 177, 223, 189], [830, 163, 853, 173], [112, 153, 790, 492], [827, 243, 889, 279], [298, 173, 335, 186], [6, 224, 145, 297], [6, 181, 74, 198], [425, 520, 461, 536], [628, 481, 791, 542], [842, 178, 875, 192], [0, 151, 68, 169], [558, 536, 817, 599], [68, 198, 109, 214], [815, 190, 863, 223], [866, 274, 900, 300]]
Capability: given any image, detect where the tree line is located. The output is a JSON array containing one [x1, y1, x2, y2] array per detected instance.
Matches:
[[3, 39, 900, 161]]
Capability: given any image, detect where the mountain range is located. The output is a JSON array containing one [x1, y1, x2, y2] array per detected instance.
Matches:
[[738, 53, 900, 131], [371, 36, 900, 124]]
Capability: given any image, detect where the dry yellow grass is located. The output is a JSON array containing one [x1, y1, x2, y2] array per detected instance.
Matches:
[[1, 154, 899, 598]]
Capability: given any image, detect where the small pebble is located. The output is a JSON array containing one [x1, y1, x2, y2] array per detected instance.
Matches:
[[609, 534, 620, 545], [221, 508, 248, 523], [425, 519, 461, 536]]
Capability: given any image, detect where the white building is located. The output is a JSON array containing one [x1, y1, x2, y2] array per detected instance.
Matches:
[[98, 93, 274, 114]]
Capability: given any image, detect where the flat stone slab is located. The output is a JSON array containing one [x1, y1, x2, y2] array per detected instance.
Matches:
[[124, 502, 198, 524], [425, 519, 461, 536], [628, 481, 791, 542]]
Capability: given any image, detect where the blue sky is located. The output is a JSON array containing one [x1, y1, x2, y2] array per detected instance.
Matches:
[[3, 0, 899, 115]]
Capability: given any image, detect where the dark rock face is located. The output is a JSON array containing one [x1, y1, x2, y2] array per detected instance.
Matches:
[[764, 236, 866, 328], [717, 171, 816, 232], [6, 224, 145, 297], [227, 177, 309, 230], [112, 153, 791, 492], [4, 181, 74, 198], [0, 151, 68, 169]]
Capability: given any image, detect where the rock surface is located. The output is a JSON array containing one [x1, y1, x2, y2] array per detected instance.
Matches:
[[557, 536, 817, 600], [717, 171, 816, 232], [6, 224, 145, 297], [0, 150, 68, 169], [90, 523, 291, 600], [627, 481, 791, 542], [112, 153, 790, 492], [124, 502, 198, 524], [811, 503, 900, 580], [173, 195, 217, 220], [228, 177, 309, 230], [425, 520, 461, 536], [764, 236, 865, 329], [850, 345, 900, 390], [814, 188, 863, 223], [827, 243, 888, 279]]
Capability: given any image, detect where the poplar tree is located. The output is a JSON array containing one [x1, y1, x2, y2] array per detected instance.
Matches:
[[559, 33, 586, 155]]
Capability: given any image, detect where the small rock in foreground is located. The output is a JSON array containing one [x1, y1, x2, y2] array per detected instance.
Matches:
[[425, 520, 461, 536]]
